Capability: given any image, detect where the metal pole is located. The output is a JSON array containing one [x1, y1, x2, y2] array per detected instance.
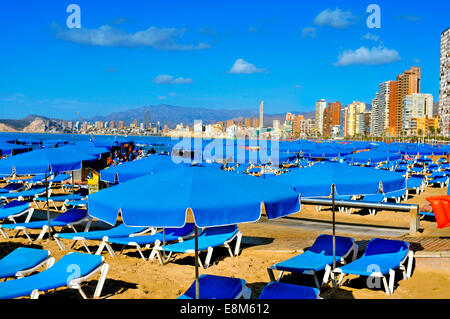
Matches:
[[71, 171, 75, 201], [194, 225, 200, 299], [45, 172, 52, 240]]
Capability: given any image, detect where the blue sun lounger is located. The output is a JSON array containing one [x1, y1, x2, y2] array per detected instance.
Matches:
[[157, 225, 242, 269], [0, 252, 109, 299], [178, 274, 251, 299], [0, 248, 54, 280], [96, 223, 195, 260], [0, 201, 35, 223], [333, 238, 414, 294], [267, 234, 358, 288], [49, 174, 71, 187], [63, 199, 87, 210], [54, 222, 152, 254], [427, 176, 448, 188], [359, 193, 386, 215], [0, 186, 48, 203], [384, 189, 408, 203], [0, 183, 24, 194], [258, 282, 320, 299], [33, 194, 85, 211], [407, 176, 424, 194], [0, 208, 92, 242]]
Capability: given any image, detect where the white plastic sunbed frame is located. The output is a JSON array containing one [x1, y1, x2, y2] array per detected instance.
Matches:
[[332, 249, 414, 295], [95, 228, 191, 261], [1, 203, 35, 224], [30, 255, 109, 299], [155, 229, 243, 269], [267, 241, 359, 289], [0, 215, 93, 242], [55, 227, 155, 255]]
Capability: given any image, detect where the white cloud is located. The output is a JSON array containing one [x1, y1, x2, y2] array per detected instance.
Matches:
[[153, 74, 193, 84], [53, 23, 210, 51], [313, 8, 356, 29], [334, 46, 401, 66], [228, 58, 267, 74], [301, 27, 317, 38]]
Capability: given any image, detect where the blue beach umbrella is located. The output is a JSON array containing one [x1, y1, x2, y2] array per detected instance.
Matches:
[[0, 142, 31, 156], [344, 150, 402, 165], [100, 155, 182, 184], [0, 145, 98, 238], [88, 165, 300, 298], [275, 161, 406, 276]]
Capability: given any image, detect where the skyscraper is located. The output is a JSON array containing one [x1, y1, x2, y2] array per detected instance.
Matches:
[[391, 67, 421, 136], [439, 28, 450, 137], [315, 99, 326, 136], [402, 93, 433, 135], [259, 101, 264, 129], [144, 109, 151, 129]]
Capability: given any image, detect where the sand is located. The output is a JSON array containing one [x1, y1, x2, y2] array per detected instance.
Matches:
[[0, 178, 449, 300]]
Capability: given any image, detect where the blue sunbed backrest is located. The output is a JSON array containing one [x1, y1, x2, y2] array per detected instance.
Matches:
[[166, 223, 195, 237], [364, 238, 408, 258], [2, 200, 29, 209], [200, 225, 238, 239], [46, 252, 103, 279], [309, 234, 354, 257], [53, 208, 87, 223]]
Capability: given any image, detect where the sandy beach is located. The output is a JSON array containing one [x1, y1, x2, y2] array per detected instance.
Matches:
[[0, 176, 449, 300]]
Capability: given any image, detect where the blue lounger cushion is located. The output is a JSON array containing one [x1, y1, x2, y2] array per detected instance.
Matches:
[[0, 201, 30, 219], [55, 222, 148, 240], [178, 274, 248, 299], [160, 225, 238, 253], [49, 174, 71, 183], [258, 282, 319, 299], [336, 238, 409, 276], [0, 248, 51, 279], [269, 234, 355, 273], [0, 252, 103, 299], [107, 223, 195, 246], [361, 193, 385, 202], [0, 184, 23, 194], [0, 208, 87, 230], [34, 194, 85, 202], [0, 187, 46, 199]]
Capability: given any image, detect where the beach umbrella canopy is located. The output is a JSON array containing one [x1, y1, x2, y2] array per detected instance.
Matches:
[[89, 165, 300, 227], [0, 142, 31, 156], [88, 165, 300, 299], [344, 150, 402, 165], [100, 155, 182, 184], [0, 145, 98, 175], [274, 161, 406, 197]]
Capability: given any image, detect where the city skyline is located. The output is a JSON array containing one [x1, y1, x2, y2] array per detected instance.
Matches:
[[0, 1, 448, 120]]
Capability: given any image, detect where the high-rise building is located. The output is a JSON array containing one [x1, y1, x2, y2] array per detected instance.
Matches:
[[244, 118, 252, 127], [346, 101, 366, 137], [371, 81, 394, 136], [285, 113, 293, 122], [226, 120, 235, 128], [402, 93, 433, 135], [315, 99, 327, 136], [109, 121, 115, 129], [323, 102, 341, 137], [251, 118, 260, 128], [259, 101, 264, 128], [391, 67, 421, 136], [439, 28, 450, 137], [144, 109, 151, 129], [292, 115, 305, 137], [118, 121, 124, 129]]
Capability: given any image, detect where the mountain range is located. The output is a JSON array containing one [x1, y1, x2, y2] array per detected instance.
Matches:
[[0, 104, 316, 132], [88, 104, 316, 128]]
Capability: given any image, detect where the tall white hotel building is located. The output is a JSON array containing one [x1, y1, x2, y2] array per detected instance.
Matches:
[[439, 28, 450, 137]]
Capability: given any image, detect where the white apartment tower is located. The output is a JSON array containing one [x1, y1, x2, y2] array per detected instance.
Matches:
[[315, 99, 326, 136], [439, 28, 450, 137], [402, 93, 433, 134], [371, 81, 391, 136], [259, 101, 264, 129]]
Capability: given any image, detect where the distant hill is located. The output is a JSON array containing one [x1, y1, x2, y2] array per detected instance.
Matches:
[[88, 104, 315, 128], [0, 115, 61, 133]]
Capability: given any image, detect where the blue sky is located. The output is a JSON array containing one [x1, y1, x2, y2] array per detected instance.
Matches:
[[0, 0, 448, 120]]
